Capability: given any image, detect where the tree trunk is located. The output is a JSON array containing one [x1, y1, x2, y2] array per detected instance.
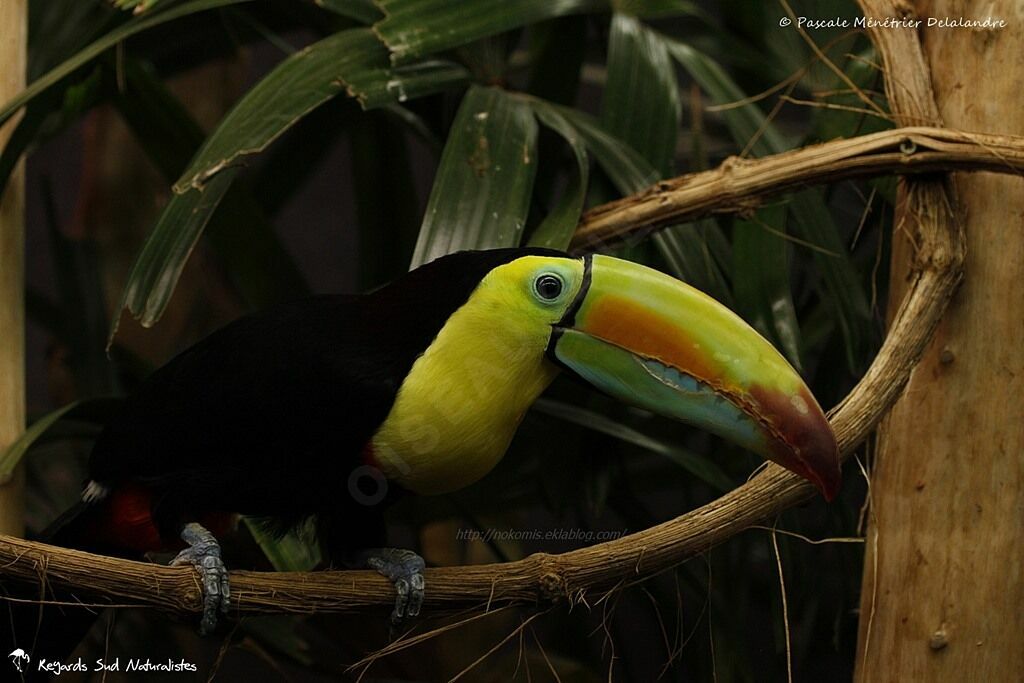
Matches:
[[856, 2, 1024, 680], [0, 0, 26, 537]]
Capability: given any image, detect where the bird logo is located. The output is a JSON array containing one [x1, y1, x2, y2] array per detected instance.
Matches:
[[8, 648, 30, 673]]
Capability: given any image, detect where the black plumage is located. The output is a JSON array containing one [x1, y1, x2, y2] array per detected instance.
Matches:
[[85, 247, 565, 555]]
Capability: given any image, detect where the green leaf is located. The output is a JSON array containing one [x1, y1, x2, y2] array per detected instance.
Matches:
[[173, 28, 465, 191], [667, 37, 870, 370], [657, 219, 733, 300], [456, 34, 515, 83], [243, 518, 322, 572], [410, 86, 539, 268], [665, 38, 789, 155], [113, 58, 310, 311], [0, 0, 253, 129], [528, 105, 589, 250], [600, 15, 731, 299], [602, 14, 680, 176], [113, 29, 462, 336], [315, 0, 383, 23], [28, 0, 116, 80], [176, 30, 391, 192], [534, 102, 660, 264], [112, 0, 163, 13], [732, 206, 802, 370], [347, 59, 469, 110], [0, 398, 123, 482], [614, 0, 709, 19], [374, 0, 606, 64], [652, 227, 733, 306], [533, 398, 734, 492], [535, 102, 657, 195], [251, 98, 357, 217], [537, 102, 732, 301], [111, 168, 237, 341], [789, 193, 872, 369], [812, 44, 890, 142]]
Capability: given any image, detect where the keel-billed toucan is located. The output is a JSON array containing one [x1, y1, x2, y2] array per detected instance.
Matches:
[[10, 248, 839, 646]]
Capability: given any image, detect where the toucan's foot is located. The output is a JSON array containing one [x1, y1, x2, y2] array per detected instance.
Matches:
[[362, 548, 425, 624], [171, 522, 231, 635]]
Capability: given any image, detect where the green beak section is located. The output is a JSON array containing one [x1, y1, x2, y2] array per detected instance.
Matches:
[[550, 254, 840, 500]]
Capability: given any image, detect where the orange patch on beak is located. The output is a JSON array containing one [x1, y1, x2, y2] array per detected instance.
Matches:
[[583, 294, 720, 385]]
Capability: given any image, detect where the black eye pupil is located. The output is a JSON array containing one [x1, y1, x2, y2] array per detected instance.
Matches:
[[536, 274, 563, 300]]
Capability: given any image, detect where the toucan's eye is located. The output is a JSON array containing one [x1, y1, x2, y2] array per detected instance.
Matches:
[[533, 273, 564, 301]]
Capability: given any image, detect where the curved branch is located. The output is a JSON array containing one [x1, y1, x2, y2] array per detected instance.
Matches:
[[572, 126, 1020, 251], [0, 122, 979, 619]]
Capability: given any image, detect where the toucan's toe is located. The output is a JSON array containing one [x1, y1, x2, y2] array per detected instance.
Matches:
[[171, 522, 230, 635], [363, 547, 426, 625]]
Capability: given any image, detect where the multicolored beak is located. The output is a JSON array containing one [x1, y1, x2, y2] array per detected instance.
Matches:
[[547, 254, 840, 500]]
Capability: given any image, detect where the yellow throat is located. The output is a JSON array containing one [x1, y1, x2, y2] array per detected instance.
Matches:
[[370, 256, 584, 494]]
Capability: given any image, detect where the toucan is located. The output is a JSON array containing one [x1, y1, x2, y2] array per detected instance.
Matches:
[[5, 248, 839, 656]]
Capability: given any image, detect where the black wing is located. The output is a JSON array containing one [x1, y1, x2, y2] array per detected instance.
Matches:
[[89, 247, 568, 521], [90, 295, 403, 516]]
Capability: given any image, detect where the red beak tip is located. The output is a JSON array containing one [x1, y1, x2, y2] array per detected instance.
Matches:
[[818, 479, 840, 502], [811, 463, 842, 502]]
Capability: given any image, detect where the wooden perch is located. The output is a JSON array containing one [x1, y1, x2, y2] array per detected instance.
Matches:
[[1, 120, 1002, 620], [572, 126, 1021, 250]]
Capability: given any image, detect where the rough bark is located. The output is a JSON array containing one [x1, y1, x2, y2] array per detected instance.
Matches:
[[856, 0, 1024, 680], [571, 127, 1020, 252], [0, 0, 26, 537]]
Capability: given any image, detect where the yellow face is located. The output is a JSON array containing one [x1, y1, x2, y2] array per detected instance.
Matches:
[[370, 256, 586, 494], [463, 255, 587, 341]]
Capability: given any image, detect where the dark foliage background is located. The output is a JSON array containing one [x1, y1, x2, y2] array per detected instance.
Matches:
[[5, 0, 892, 679]]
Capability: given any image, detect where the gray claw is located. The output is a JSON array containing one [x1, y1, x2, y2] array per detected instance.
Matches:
[[171, 522, 230, 635], [406, 572, 425, 618], [363, 548, 425, 625], [392, 577, 410, 621]]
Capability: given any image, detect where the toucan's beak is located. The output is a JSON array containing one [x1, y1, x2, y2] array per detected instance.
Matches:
[[548, 254, 840, 500]]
